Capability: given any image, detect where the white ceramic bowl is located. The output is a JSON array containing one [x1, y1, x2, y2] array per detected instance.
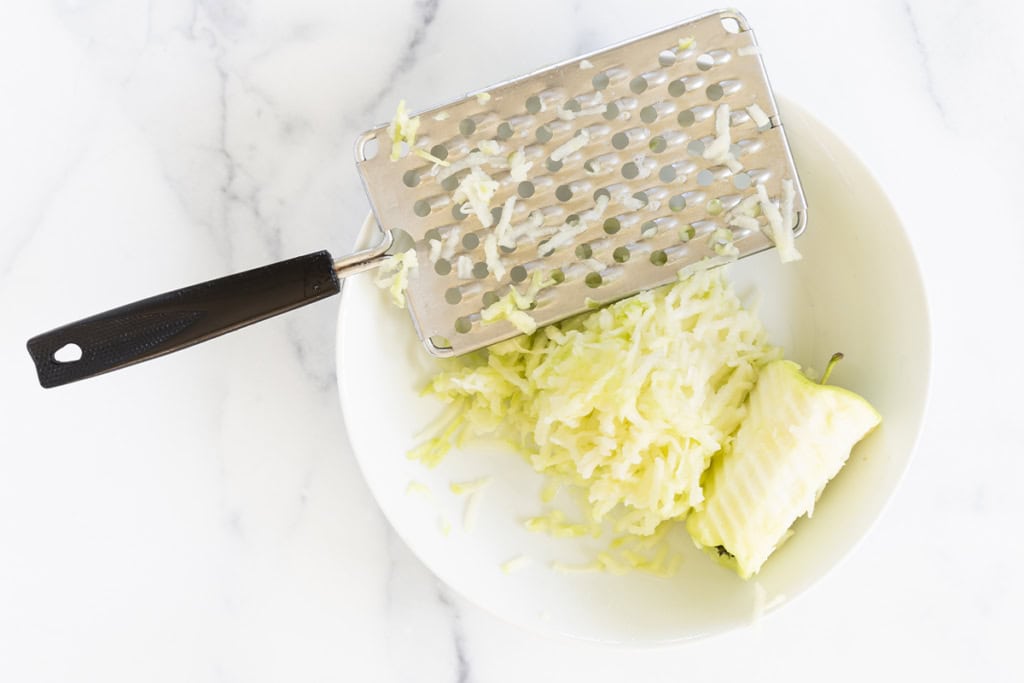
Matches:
[[336, 99, 931, 645]]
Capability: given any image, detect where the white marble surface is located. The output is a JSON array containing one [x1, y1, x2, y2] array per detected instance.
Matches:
[[1, 1, 1022, 680]]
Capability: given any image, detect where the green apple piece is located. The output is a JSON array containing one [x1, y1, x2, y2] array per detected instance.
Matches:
[[686, 355, 881, 579]]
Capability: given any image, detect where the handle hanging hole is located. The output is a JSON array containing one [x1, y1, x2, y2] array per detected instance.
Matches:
[[53, 343, 82, 363]]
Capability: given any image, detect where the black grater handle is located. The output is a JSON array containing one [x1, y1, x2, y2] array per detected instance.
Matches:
[[27, 251, 340, 388]]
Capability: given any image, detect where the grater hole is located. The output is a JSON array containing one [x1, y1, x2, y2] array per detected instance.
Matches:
[[452, 204, 467, 221], [414, 199, 431, 217], [603, 103, 620, 120], [658, 50, 677, 67], [518, 181, 535, 198], [613, 246, 630, 263], [718, 79, 742, 96], [563, 99, 582, 113], [575, 243, 593, 259], [640, 106, 658, 124], [482, 291, 500, 307], [460, 118, 477, 136], [649, 136, 667, 153], [717, 193, 743, 211], [403, 170, 420, 188], [536, 125, 553, 143], [435, 259, 452, 276], [632, 191, 649, 207], [641, 220, 658, 238], [510, 265, 528, 283], [659, 165, 677, 183], [593, 188, 611, 202], [425, 228, 442, 242], [611, 132, 629, 150], [668, 79, 686, 97], [550, 268, 565, 283], [733, 172, 752, 190], [721, 16, 742, 33], [585, 272, 603, 288], [679, 224, 696, 241], [526, 95, 542, 114], [496, 122, 514, 140], [669, 194, 687, 211], [697, 169, 715, 187], [650, 250, 668, 266], [707, 198, 724, 216], [455, 317, 472, 334], [442, 175, 460, 192], [696, 53, 716, 71], [445, 287, 462, 304], [491, 206, 503, 225], [622, 162, 639, 180], [473, 262, 489, 279], [546, 158, 563, 173], [629, 76, 648, 94], [706, 83, 724, 100], [687, 140, 705, 156], [462, 233, 480, 249], [592, 73, 610, 91], [556, 185, 573, 202], [603, 217, 621, 234], [677, 110, 696, 127], [430, 144, 449, 161]]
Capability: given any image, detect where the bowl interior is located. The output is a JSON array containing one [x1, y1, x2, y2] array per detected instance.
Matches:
[[336, 99, 930, 645]]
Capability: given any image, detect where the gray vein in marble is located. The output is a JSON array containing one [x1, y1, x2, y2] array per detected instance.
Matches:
[[437, 584, 472, 683], [144, 0, 154, 46], [213, 58, 284, 261], [903, 0, 948, 123], [164, 2, 284, 269], [284, 318, 338, 393], [362, 0, 441, 115], [1, 148, 87, 279]]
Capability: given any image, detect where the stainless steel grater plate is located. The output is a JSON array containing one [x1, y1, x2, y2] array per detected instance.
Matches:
[[355, 8, 807, 357]]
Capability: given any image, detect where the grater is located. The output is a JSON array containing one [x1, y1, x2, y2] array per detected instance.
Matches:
[[355, 7, 805, 356], [27, 8, 805, 388]]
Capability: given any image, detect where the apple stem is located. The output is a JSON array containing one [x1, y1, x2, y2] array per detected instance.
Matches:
[[820, 352, 844, 385]]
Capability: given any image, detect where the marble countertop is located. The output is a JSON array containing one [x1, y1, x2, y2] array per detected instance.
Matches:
[[2, 1, 1021, 680]]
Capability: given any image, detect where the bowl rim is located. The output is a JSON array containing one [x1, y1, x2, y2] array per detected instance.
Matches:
[[334, 95, 933, 647]]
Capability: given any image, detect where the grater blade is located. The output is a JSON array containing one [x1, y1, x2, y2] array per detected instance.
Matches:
[[355, 8, 807, 357]]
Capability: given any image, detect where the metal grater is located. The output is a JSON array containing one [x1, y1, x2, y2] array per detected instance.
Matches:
[[355, 8, 806, 357], [26, 8, 807, 389]]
